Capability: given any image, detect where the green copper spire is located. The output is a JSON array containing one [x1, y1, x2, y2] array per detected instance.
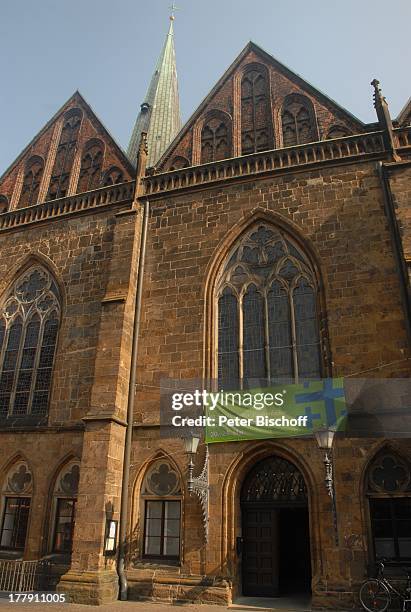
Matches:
[[127, 15, 182, 168]]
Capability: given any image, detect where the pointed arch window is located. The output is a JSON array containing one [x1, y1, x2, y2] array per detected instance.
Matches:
[[47, 109, 82, 200], [0, 462, 32, 551], [366, 451, 411, 561], [281, 94, 318, 147], [141, 460, 181, 560], [201, 115, 232, 163], [51, 462, 79, 553], [102, 166, 124, 186], [19, 157, 44, 207], [77, 140, 104, 193], [241, 66, 273, 155], [0, 266, 60, 422], [216, 223, 322, 386]]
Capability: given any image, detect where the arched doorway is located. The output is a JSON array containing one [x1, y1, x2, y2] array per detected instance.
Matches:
[[240, 455, 311, 597]]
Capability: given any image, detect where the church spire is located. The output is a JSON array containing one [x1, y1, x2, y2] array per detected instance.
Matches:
[[127, 12, 182, 168]]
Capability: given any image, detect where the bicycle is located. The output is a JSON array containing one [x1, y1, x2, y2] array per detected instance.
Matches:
[[360, 560, 411, 612]]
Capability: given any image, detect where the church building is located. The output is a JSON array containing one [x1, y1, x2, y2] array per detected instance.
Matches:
[[0, 13, 410, 607]]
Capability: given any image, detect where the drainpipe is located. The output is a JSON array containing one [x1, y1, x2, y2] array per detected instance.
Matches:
[[118, 133, 149, 601], [376, 161, 411, 346]]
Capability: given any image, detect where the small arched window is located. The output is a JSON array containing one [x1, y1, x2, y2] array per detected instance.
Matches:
[[47, 109, 82, 200], [102, 166, 124, 187], [216, 223, 322, 385], [0, 195, 8, 214], [201, 115, 232, 163], [281, 95, 318, 147], [366, 450, 411, 562], [141, 460, 182, 560], [0, 266, 60, 421], [19, 156, 45, 207], [51, 461, 79, 554], [77, 140, 104, 193], [0, 461, 32, 551], [241, 66, 273, 155]]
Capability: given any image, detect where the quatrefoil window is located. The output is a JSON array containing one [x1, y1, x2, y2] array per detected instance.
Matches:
[[4, 462, 32, 494], [142, 461, 181, 496], [368, 453, 411, 493]]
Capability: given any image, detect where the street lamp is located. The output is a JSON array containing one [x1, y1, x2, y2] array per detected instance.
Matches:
[[183, 435, 209, 541], [314, 426, 339, 545]]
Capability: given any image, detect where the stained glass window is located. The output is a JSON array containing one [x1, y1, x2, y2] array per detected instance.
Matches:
[[216, 223, 322, 385], [218, 288, 239, 384], [0, 267, 60, 421]]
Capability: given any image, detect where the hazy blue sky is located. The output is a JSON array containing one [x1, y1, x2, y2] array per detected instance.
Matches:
[[1, 0, 410, 172]]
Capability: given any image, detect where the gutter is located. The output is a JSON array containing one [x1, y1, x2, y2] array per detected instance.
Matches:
[[117, 198, 150, 601], [376, 161, 411, 346]]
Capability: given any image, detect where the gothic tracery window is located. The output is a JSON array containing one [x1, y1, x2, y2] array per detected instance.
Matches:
[[141, 460, 181, 560], [77, 140, 104, 193], [0, 462, 32, 551], [0, 266, 60, 421], [52, 462, 79, 553], [367, 451, 411, 561], [281, 95, 317, 147], [47, 109, 82, 200], [102, 166, 124, 186], [216, 223, 322, 385], [19, 157, 44, 207], [241, 66, 273, 155], [201, 116, 232, 163]]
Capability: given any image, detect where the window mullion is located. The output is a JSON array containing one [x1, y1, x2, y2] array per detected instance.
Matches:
[[160, 501, 166, 556], [9, 318, 28, 416], [0, 321, 8, 387], [27, 313, 45, 415], [238, 294, 244, 388], [264, 293, 271, 383], [289, 290, 299, 383]]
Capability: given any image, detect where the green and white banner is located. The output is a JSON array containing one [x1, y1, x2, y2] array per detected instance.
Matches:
[[203, 378, 347, 443]]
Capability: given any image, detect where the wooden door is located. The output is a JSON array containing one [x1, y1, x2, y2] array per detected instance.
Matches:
[[242, 505, 279, 596]]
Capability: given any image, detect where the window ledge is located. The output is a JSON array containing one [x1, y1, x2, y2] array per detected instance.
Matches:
[[132, 560, 181, 571]]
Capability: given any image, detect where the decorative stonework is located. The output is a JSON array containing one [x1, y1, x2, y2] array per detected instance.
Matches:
[[142, 461, 181, 496], [368, 453, 411, 493], [4, 461, 33, 494], [55, 462, 80, 496]]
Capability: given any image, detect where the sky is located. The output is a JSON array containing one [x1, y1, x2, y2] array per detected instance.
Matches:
[[0, 0, 410, 173]]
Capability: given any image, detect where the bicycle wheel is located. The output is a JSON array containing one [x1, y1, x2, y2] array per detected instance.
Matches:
[[359, 579, 391, 612]]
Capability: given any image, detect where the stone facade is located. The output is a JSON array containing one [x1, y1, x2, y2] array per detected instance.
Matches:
[[0, 41, 410, 607]]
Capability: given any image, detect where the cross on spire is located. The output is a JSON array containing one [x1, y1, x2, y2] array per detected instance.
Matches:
[[169, 2, 179, 20]]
